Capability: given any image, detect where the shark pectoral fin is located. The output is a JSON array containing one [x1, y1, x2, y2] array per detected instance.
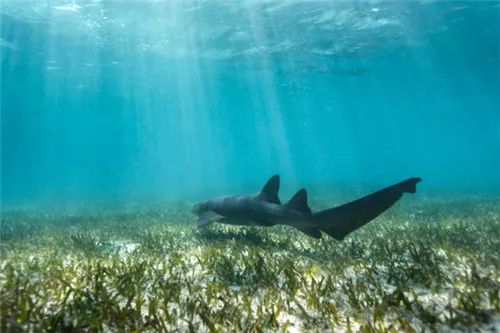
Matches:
[[295, 226, 322, 239], [285, 189, 311, 213], [197, 211, 224, 226], [256, 174, 281, 204]]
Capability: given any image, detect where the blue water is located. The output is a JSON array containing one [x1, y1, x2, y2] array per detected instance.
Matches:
[[1, 1, 499, 207]]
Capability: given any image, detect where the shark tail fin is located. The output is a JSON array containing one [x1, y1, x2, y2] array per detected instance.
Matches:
[[314, 177, 422, 241], [399, 177, 421, 193], [285, 189, 311, 213]]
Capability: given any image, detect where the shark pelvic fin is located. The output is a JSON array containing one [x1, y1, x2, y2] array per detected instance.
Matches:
[[295, 226, 321, 239], [285, 189, 311, 213], [256, 174, 281, 204], [197, 210, 224, 226]]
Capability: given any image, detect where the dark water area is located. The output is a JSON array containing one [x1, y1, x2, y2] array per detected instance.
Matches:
[[2, 1, 499, 208]]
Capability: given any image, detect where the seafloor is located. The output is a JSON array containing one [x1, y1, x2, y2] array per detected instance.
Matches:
[[1, 197, 499, 332]]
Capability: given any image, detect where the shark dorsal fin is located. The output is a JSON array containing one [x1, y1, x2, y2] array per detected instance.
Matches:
[[286, 189, 311, 213], [257, 174, 281, 204]]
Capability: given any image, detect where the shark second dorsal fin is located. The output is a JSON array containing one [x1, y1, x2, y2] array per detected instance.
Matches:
[[286, 189, 311, 213], [257, 174, 281, 204]]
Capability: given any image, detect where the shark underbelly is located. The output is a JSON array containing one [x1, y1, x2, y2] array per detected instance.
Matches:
[[220, 218, 275, 227], [218, 206, 308, 227]]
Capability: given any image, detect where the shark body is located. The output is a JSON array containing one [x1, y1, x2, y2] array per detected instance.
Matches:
[[193, 175, 421, 240]]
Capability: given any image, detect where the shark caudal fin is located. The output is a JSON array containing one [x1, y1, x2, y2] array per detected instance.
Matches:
[[256, 174, 281, 204], [314, 177, 422, 241]]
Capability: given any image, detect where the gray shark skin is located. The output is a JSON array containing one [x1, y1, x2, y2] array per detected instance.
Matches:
[[193, 175, 422, 240]]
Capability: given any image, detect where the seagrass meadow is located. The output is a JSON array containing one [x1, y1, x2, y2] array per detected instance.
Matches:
[[1, 196, 499, 332]]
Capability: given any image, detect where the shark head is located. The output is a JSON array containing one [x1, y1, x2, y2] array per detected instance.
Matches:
[[192, 200, 226, 226], [192, 201, 210, 216]]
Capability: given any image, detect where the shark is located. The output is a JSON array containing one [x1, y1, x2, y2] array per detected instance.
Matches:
[[192, 175, 422, 240]]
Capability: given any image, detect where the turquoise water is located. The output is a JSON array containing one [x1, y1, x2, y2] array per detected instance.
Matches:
[[1, 3, 500, 331], [1, 1, 499, 206]]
